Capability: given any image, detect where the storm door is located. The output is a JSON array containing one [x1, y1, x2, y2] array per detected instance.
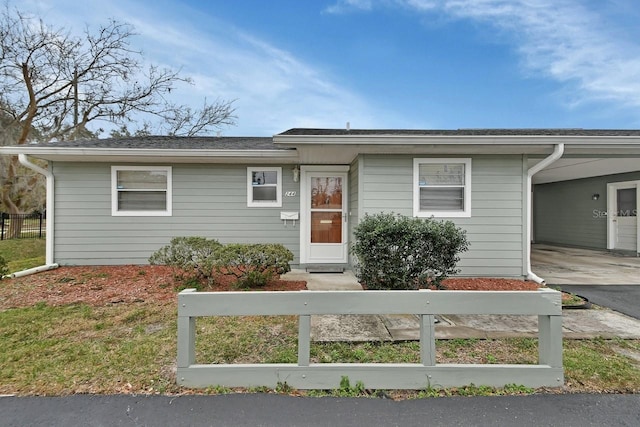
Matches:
[[301, 168, 348, 264]]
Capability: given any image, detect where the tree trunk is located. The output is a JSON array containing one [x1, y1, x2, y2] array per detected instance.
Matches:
[[6, 215, 24, 239], [1, 156, 26, 238]]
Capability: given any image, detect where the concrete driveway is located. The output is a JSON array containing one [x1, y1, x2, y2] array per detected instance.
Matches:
[[531, 244, 640, 285]]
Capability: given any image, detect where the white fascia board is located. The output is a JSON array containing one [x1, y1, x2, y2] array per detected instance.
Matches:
[[0, 147, 299, 162], [274, 134, 640, 146]]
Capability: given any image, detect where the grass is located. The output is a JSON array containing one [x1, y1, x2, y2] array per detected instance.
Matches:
[[0, 302, 179, 395], [0, 239, 46, 273], [2, 302, 640, 396]]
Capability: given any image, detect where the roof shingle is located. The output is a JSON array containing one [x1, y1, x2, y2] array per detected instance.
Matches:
[[29, 136, 288, 150]]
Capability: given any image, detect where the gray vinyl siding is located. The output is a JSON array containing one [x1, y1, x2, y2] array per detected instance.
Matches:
[[359, 154, 525, 278], [534, 171, 640, 250], [52, 162, 301, 265]]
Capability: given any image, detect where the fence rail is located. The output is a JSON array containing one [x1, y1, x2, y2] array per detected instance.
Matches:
[[177, 288, 564, 390], [0, 212, 46, 240]]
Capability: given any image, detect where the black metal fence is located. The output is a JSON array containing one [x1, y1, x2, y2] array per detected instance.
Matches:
[[0, 212, 46, 240]]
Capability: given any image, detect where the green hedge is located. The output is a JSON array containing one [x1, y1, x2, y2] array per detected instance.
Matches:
[[351, 213, 469, 290]]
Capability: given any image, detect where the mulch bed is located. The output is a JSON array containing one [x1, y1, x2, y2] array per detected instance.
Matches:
[[0, 265, 306, 309], [0, 265, 539, 310]]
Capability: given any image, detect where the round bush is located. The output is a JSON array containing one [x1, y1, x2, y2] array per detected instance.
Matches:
[[351, 213, 469, 290]]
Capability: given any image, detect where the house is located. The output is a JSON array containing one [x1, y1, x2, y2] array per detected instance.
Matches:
[[2, 128, 639, 281]]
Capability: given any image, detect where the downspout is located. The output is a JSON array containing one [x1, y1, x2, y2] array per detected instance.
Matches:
[[5, 154, 59, 278], [526, 143, 564, 284]]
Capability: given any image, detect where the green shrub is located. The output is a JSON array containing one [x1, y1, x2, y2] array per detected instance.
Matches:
[[0, 255, 8, 279], [351, 213, 469, 290], [148, 237, 223, 286], [217, 243, 294, 289]]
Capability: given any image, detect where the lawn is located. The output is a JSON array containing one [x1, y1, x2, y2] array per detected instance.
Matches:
[[1, 241, 640, 397], [1, 297, 640, 396], [0, 238, 46, 273]]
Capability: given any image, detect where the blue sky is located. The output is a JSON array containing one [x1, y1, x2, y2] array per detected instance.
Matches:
[[20, 0, 640, 136]]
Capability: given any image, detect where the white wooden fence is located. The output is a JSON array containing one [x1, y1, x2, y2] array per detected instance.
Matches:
[[177, 288, 563, 389]]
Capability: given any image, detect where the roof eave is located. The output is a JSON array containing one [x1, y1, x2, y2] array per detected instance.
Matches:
[[0, 147, 299, 163], [273, 134, 640, 145]]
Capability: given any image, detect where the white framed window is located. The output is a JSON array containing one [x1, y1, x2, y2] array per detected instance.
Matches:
[[247, 167, 282, 207], [111, 166, 172, 216], [413, 158, 471, 218]]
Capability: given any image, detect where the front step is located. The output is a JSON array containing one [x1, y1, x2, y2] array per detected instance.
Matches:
[[305, 264, 346, 274]]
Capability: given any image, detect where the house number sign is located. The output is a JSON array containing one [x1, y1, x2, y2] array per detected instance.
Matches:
[[285, 191, 297, 197]]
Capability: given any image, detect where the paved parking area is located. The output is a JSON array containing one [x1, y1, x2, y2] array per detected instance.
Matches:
[[559, 285, 640, 320], [531, 244, 640, 285]]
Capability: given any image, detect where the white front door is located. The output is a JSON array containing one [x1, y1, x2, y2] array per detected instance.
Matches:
[[300, 166, 349, 264], [608, 181, 639, 252]]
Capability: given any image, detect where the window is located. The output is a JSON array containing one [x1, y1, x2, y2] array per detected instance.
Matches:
[[247, 167, 282, 207], [111, 166, 172, 216], [617, 188, 637, 217], [413, 158, 471, 218]]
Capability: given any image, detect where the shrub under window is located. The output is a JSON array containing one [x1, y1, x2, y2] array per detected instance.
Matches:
[[351, 212, 469, 290]]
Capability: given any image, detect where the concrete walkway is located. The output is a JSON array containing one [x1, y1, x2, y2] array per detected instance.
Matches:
[[281, 270, 640, 341]]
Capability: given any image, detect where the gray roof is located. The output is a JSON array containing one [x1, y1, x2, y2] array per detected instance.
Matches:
[[29, 136, 289, 150], [278, 128, 640, 137]]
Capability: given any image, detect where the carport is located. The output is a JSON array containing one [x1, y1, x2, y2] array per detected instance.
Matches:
[[529, 140, 640, 286], [532, 156, 640, 257]]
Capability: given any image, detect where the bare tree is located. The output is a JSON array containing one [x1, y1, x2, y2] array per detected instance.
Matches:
[[0, 3, 237, 226]]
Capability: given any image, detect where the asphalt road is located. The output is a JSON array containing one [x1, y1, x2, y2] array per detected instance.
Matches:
[[2, 394, 640, 427], [559, 285, 640, 320]]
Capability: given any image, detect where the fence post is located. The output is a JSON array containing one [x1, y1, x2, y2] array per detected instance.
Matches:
[[538, 314, 563, 368], [0, 213, 4, 241], [177, 289, 197, 368], [419, 290, 436, 366], [298, 315, 311, 366], [39, 212, 43, 238]]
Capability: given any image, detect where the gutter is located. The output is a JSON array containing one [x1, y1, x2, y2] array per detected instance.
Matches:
[[525, 143, 564, 284], [9, 154, 59, 276]]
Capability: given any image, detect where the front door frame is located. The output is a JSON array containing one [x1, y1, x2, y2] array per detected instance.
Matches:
[[299, 165, 349, 264], [607, 180, 640, 252]]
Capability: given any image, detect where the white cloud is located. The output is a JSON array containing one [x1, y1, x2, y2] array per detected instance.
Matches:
[[324, 0, 374, 14], [405, 0, 640, 109], [325, 0, 640, 111]]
